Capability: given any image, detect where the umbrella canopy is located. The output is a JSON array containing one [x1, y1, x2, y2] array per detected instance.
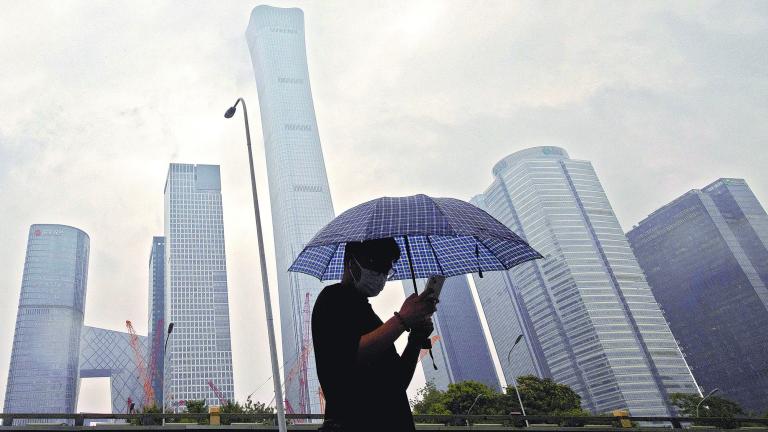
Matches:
[[289, 194, 542, 281]]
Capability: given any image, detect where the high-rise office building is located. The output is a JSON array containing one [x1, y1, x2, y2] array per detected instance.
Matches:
[[246, 6, 336, 414], [3, 224, 90, 424], [163, 164, 234, 408], [147, 236, 165, 405], [627, 178, 768, 413], [471, 147, 699, 416], [404, 277, 500, 391]]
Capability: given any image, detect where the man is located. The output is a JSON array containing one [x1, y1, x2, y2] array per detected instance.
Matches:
[[312, 238, 437, 431]]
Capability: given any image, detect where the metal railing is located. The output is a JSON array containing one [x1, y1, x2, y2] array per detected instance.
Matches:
[[1, 413, 767, 429]]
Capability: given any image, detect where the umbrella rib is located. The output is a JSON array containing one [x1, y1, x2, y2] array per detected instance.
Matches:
[[425, 235, 445, 275], [476, 236, 507, 271], [364, 198, 382, 239], [431, 198, 459, 237]]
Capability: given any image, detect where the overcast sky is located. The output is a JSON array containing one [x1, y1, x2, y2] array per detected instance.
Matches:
[[1, 0, 766, 413]]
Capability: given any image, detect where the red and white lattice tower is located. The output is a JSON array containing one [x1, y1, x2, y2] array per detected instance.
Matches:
[[146, 318, 164, 406], [298, 292, 312, 415], [125, 320, 154, 407]]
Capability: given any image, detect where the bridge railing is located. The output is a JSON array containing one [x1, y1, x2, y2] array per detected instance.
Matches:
[[2, 412, 768, 428]]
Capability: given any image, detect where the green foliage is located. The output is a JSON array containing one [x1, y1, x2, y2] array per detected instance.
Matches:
[[219, 397, 275, 425], [141, 403, 161, 413], [243, 396, 275, 415], [670, 392, 745, 429], [411, 377, 587, 426], [184, 399, 208, 414], [182, 399, 208, 424], [506, 375, 582, 415]]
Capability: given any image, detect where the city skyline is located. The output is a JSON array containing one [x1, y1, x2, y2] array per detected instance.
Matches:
[[1, 1, 766, 412]]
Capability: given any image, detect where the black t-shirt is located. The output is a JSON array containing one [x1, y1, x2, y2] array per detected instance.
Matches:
[[312, 283, 415, 432]]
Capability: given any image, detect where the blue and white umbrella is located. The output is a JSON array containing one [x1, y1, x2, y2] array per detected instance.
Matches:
[[289, 194, 542, 286]]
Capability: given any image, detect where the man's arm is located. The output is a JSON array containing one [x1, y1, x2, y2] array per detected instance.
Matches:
[[357, 293, 436, 363], [357, 316, 407, 363], [399, 319, 434, 388]]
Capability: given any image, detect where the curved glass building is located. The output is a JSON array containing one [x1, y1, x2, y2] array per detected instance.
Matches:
[[3, 224, 90, 422], [472, 147, 699, 415], [246, 6, 336, 415]]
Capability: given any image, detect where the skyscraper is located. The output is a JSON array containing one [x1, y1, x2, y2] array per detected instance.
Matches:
[[405, 277, 500, 391], [163, 164, 234, 408], [147, 236, 165, 406], [3, 224, 90, 424], [472, 147, 699, 416], [246, 6, 336, 414], [627, 178, 768, 413]]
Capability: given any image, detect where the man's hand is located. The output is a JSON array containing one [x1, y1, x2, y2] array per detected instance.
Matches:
[[398, 293, 436, 329]]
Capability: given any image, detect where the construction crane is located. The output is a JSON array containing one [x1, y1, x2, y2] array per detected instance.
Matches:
[[207, 379, 227, 406], [318, 387, 326, 414], [126, 320, 154, 407], [298, 292, 312, 415], [146, 318, 164, 406]]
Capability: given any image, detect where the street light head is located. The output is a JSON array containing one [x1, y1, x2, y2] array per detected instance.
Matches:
[[167, 323, 175, 334], [514, 334, 524, 345], [224, 106, 237, 118]]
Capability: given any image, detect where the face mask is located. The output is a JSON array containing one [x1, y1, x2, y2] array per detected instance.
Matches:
[[351, 257, 388, 297]]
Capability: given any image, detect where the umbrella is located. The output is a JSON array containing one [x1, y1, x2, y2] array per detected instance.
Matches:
[[289, 194, 542, 285], [289, 194, 542, 369]]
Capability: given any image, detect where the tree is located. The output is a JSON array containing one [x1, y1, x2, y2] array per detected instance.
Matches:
[[185, 399, 208, 414], [505, 375, 583, 416], [411, 382, 451, 416], [243, 396, 275, 415], [670, 392, 745, 429], [183, 399, 208, 424], [502, 375, 590, 427]]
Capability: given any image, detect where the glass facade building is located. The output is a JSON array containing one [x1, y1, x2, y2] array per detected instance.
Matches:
[[164, 164, 234, 408], [627, 178, 768, 413], [246, 6, 336, 415], [3, 224, 90, 424], [147, 236, 165, 406], [404, 277, 500, 391], [79, 326, 148, 414], [471, 147, 699, 415]]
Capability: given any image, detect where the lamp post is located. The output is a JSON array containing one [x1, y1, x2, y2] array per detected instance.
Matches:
[[507, 334, 529, 427], [466, 394, 484, 427], [696, 388, 720, 418], [161, 323, 175, 424], [225, 98, 287, 432]]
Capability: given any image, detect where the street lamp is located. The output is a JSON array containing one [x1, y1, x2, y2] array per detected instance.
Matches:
[[225, 98, 287, 432], [466, 394, 484, 427], [507, 334, 529, 427], [161, 322, 175, 423], [696, 388, 720, 418]]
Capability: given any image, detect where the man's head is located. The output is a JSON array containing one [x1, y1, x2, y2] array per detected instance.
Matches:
[[344, 237, 401, 296]]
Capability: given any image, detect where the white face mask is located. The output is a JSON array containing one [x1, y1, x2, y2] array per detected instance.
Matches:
[[351, 257, 388, 297]]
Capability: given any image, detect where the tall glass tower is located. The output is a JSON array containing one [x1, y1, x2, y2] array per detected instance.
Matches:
[[164, 164, 234, 408], [472, 147, 699, 415], [246, 6, 336, 415], [627, 178, 768, 413], [404, 277, 500, 391], [147, 236, 165, 406], [3, 224, 89, 424]]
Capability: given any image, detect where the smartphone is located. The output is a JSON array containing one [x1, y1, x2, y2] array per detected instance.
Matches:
[[422, 275, 446, 299]]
